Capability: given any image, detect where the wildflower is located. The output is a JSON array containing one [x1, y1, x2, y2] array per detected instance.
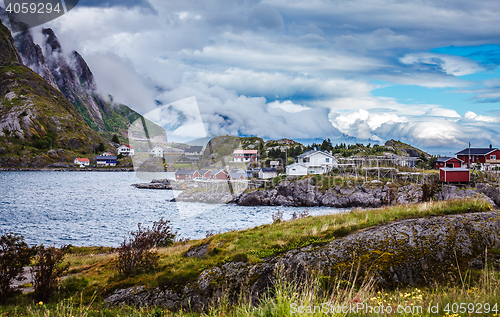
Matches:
[[38, 301, 43, 305]]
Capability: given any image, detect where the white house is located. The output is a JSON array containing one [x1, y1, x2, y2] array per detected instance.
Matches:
[[151, 145, 164, 158], [74, 158, 90, 167], [117, 145, 134, 156], [286, 163, 308, 176], [258, 167, 278, 179], [295, 150, 338, 174]]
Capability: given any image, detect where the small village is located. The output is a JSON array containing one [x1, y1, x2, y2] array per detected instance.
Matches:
[[73, 137, 500, 185]]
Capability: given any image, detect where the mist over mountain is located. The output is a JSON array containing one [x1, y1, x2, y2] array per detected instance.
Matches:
[[13, 25, 149, 140]]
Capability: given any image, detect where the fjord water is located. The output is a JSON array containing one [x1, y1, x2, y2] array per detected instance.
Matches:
[[0, 172, 344, 246]]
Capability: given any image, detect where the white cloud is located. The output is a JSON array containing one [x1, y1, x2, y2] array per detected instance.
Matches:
[[463, 111, 497, 123], [268, 100, 310, 113], [400, 53, 483, 76], [29, 0, 500, 152], [424, 108, 461, 118]]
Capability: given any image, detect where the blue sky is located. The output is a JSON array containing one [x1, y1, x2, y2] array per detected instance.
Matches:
[[3, 0, 500, 154]]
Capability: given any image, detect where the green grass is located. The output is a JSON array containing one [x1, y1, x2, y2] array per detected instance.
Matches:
[[2, 260, 500, 316]]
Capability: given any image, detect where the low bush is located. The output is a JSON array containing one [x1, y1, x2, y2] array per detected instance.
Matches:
[[31, 245, 70, 302], [0, 232, 36, 300], [116, 219, 176, 276]]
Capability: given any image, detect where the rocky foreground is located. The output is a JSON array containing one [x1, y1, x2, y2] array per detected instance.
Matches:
[[105, 210, 500, 310]]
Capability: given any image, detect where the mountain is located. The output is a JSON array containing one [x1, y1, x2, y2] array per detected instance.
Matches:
[[0, 19, 111, 167], [14, 27, 147, 140]]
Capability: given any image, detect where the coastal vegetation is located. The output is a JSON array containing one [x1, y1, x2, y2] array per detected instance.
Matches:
[[1, 198, 497, 316]]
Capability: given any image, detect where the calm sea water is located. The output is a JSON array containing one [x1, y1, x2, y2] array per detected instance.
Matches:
[[0, 172, 345, 246]]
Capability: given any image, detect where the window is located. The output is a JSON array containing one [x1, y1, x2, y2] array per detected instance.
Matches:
[[491, 155, 496, 160], [326, 158, 329, 162]]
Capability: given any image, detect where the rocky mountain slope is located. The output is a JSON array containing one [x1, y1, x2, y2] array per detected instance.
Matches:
[[0, 19, 111, 167], [13, 27, 147, 140]]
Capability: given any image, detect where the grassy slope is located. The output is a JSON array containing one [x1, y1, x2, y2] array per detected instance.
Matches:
[[59, 199, 493, 298]]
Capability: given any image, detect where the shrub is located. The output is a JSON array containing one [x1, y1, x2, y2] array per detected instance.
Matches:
[[116, 219, 176, 276], [31, 245, 70, 302], [0, 232, 35, 299]]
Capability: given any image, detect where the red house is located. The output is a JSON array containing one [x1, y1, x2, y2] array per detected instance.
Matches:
[[233, 150, 258, 162], [440, 168, 470, 183], [198, 170, 212, 178], [434, 157, 463, 169], [456, 147, 500, 165], [211, 170, 230, 180], [175, 169, 200, 180]]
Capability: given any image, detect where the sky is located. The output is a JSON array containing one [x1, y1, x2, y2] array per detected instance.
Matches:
[[3, 0, 500, 154]]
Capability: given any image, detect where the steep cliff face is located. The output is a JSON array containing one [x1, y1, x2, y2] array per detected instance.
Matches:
[[0, 19, 22, 65], [14, 29, 58, 89], [41, 28, 104, 126], [0, 20, 111, 167], [13, 27, 157, 139]]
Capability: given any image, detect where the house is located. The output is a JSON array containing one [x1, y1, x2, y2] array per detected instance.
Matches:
[[440, 168, 470, 183], [211, 170, 230, 180], [434, 157, 463, 169], [270, 161, 280, 168], [176, 155, 192, 164], [74, 158, 90, 167], [198, 169, 212, 178], [175, 169, 200, 180], [233, 150, 259, 162], [296, 150, 338, 174], [117, 145, 134, 156], [185, 146, 203, 156], [96, 155, 117, 166], [151, 145, 164, 158], [456, 146, 500, 167], [258, 167, 278, 179], [101, 152, 114, 156], [230, 172, 246, 180], [286, 163, 308, 176]]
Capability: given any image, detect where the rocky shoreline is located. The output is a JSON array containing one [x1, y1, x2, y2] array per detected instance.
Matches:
[[172, 177, 500, 209], [0, 167, 135, 172]]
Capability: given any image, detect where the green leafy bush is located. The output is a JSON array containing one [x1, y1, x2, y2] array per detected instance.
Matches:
[[31, 245, 70, 302], [0, 232, 36, 299]]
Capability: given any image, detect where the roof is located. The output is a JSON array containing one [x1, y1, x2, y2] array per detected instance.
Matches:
[[440, 168, 470, 172], [456, 148, 498, 155], [119, 145, 134, 149], [96, 156, 117, 160], [260, 167, 277, 173], [233, 150, 258, 154], [75, 158, 90, 162], [286, 163, 307, 169], [186, 146, 203, 152], [212, 170, 229, 175], [435, 157, 463, 163], [230, 172, 246, 179], [297, 150, 335, 158], [198, 169, 211, 175], [175, 169, 198, 175]]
